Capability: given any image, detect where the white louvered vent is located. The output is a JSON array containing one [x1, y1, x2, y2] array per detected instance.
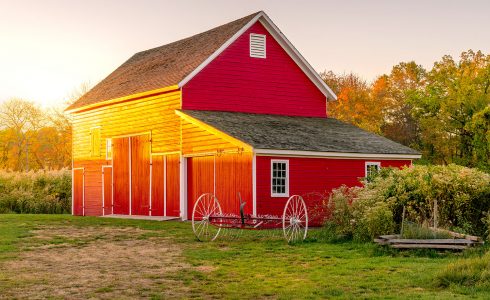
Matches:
[[250, 33, 266, 58]]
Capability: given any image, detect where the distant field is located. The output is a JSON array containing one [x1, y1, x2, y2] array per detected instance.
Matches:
[[0, 214, 487, 299]]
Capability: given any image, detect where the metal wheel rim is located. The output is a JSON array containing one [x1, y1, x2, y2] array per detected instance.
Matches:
[[192, 193, 222, 242], [282, 195, 308, 243]]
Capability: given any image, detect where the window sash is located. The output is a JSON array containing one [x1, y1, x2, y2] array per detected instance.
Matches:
[[365, 162, 381, 179], [271, 160, 289, 197]]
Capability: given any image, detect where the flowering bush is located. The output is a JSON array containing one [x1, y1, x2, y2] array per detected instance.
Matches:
[[324, 164, 490, 241], [0, 170, 71, 214]]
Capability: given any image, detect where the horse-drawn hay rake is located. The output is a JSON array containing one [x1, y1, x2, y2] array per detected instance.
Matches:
[[191, 193, 308, 243]]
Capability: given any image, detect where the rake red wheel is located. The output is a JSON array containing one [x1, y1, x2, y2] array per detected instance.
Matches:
[[191, 193, 308, 243], [282, 195, 308, 243], [192, 193, 222, 241]]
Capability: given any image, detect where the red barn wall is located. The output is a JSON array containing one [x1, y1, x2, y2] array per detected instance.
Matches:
[[255, 156, 412, 216], [183, 21, 327, 117]]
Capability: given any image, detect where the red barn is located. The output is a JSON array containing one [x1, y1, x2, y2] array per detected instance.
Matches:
[[67, 11, 420, 219]]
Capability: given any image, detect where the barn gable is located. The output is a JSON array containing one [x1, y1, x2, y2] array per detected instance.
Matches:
[[182, 20, 328, 117]]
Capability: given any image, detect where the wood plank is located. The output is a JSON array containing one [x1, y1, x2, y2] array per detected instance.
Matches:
[[430, 227, 481, 242], [379, 235, 400, 240], [388, 239, 473, 245], [391, 244, 468, 250]]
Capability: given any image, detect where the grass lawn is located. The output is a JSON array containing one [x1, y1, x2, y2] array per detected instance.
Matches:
[[0, 214, 487, 299]]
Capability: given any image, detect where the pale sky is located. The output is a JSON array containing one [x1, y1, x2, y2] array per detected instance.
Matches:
[[1, 0, 489, 108]]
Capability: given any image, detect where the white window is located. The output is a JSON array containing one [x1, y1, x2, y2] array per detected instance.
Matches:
[[106, 138, 112, 160], [271, 160, 289, 197], [250, 33, 266, 58], [365, 162, 381, 179]]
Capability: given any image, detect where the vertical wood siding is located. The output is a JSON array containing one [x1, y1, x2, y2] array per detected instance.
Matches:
[[183, 22, 327, 117], [256, 156, 412, 216], [186, 153, 253, 217], [151, 155, 165, 216], [103, 167, 113, 215], [187, 156, 215, 218], [73, 169, 84, 216], [131, 135, 151, 215], [151, 153, 180, 217], [215, 152, 253, 214], [113, 137, 130, 215], [165, 154, 180, 217]]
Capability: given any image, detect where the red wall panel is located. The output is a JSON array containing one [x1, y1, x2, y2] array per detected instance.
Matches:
[[215, 153, 253, 215], [187, 156, 215, 218], [151, 155, 165, 216], [151, 154, 180, 217], [113, 138, 130, 215], [256, 156, 412, 216], [183, 22, 327, 117], [103, 167, 113, 215], [73, 169, 84, 216], [131, 135, 151, 216], [166, 154, 180, 217]]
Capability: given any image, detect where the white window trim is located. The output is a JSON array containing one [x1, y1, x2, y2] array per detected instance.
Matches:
[[365, 161, 381, 178], [271, 159, 289, 197], [250, 33, 266, 58]]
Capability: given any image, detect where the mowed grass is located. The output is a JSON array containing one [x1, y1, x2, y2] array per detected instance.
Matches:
[[0, 214, 488, 299]]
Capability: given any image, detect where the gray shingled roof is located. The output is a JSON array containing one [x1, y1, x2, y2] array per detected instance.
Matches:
[[67, 12, 261, 111], [181, 110, 421, 155]]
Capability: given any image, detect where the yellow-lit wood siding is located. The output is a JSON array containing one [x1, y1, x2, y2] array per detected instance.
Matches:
[[72, 91, 181, 160], [180, 117, 251, 155]]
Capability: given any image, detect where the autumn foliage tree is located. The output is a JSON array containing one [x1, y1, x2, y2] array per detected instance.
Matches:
[[0, 99, 72, 171], [321, 71, 386, 133], [322, 50, 490, 171]]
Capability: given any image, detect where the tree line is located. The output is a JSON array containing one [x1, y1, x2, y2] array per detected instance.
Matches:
[[322, 50, 490, 172]]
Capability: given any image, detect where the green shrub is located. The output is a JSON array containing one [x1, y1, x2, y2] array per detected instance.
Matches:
[[324, 164, 490, 241], [321, 185, 359, 240], [0, 170, 71, 214], [435, 251, 490, 288], [354, 202, 395, 241]]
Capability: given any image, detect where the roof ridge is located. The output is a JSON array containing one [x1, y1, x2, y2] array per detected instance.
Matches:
[[134, 11, 262, 57]]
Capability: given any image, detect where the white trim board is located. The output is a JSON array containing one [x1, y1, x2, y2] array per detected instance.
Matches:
[[254, 149, 421, 160], [177, 11, 337, 101], [252, 154, 257, 216]]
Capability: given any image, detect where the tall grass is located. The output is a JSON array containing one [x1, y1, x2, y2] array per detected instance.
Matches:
[[0, 170, 71, 214], [435, 251, 490, 288]]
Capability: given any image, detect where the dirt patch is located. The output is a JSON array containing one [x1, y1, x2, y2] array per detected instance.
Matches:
[[195, 265, 217, 273], [0, 226, 193, 299]]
